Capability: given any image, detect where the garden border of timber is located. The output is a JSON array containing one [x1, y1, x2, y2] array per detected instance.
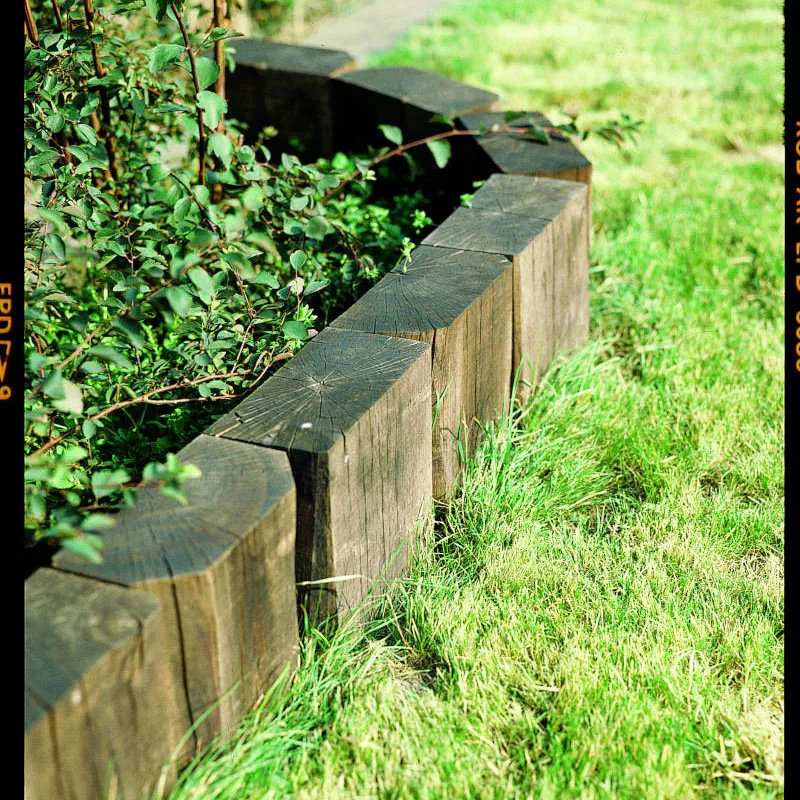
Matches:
[[24, 40, 593, 800]]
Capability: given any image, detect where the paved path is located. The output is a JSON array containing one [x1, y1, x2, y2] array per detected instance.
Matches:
[[299, 0, 453, 65]]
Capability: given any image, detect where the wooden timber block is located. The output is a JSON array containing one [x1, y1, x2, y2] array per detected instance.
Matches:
[[207, 327, 433, 624], [422, 175, 590, 399], [331, 66, 499, 157], [329, 245, 512, 499], [25, 569, 177, 800], [52, 434, 298, 762], [456, 111, 593, 185], [224, 39, 356, 159]]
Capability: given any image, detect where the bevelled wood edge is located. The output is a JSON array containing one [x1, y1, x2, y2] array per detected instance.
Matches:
[[210, 328, 433, 623], [25, 569, 179, 800], [328, 245, 513, 498], [468, 173, 586, 219], [207, 328, 432, 454], [52, 435, 295, 584], [226, 38, 355, 76], [334, 66, 499, 112], [457, 110, 592, 181], [52, 434, 299, 761], [422, 176, 590, 400]]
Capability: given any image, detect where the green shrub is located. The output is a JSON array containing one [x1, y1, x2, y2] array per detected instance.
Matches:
[[23, 0, 431, 563]]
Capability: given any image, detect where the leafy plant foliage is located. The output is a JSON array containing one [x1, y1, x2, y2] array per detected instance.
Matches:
[[24, 2, 638, 565], [23, 0, 433, 563]]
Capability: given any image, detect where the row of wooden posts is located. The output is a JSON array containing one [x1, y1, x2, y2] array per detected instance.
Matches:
[[25, 40, 592, 800]]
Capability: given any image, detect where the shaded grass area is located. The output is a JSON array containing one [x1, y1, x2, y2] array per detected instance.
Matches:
[[164, 0, 783, 797]]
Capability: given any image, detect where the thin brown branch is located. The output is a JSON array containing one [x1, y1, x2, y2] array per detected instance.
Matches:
[[169, 171, 220, 233], [51, 0, 64, 30], [210, 0, 229, 203], [212, 0, 227, 122], [172, 1, 207, 185], [32, 349, 294, 458], [321, 124, 566, 202], [24, 0, 39, 44], [83, 0, 119, 181]]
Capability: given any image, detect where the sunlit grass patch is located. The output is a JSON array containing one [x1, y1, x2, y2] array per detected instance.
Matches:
[[166, 0, 783, 797]]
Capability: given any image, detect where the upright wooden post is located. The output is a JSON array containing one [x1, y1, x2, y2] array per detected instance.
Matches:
[[208, 328, 433, 623], [423, 175, 590, 400], [53, 435, 298, 762], [25, 570, 179, 800], [456, 111, 593, 185], [223, 39, 356, 159], [330, 245, 513, 498]]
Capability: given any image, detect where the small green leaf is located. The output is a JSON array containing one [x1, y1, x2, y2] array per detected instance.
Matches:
[[81, 513, 115, 531], [45, 113, 65, 133], [241, 185, 264, 211], [45, 233, 66, 261], [197, 90, 227, 130], [195, 57, 220, 90], [289, 251, 307, 270], [82, 419, 98, 439], [74, 123, 98, 145], [166, 286, 194, 316], [281, 152, 300, 171], [145, 0, 169, 21], [247, 272, 280, 288], [188, 267, 216, 298], [148, 44, 185, 73], [429, 113, 455, 126], [42, 371, 65, 401], [87, 345, 135, 371], [305, 216, 331, 240], [426, 139, 451, 169], [60, 445, 88, 464], [174, 196, 192, 222], [282, 320, 308, 340], [79, 360, 105, 374], [148, 164, 170, 182], [209, 132, 233, 167], [304, 279, 329, 295], [52, 379, 83, 415], [131, 93, 145, 118], [61, 536, 104, 564], [193, 185, 210, 207], [378, 124, 403, 145], [525, 125, 550, 144], [207, 27, 232, 44], [319, 174, 340, 191], [290, 195, 309, 211], [92, 468, 130, 498], [38, 208, 64, 228], [112, 318, 145, 350]]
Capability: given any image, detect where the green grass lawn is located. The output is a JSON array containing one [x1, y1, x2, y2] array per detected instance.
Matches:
[[163, 0, 784, 797]]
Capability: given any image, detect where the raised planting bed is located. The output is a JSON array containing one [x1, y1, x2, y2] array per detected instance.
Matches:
[[25, 39, 592, 800]]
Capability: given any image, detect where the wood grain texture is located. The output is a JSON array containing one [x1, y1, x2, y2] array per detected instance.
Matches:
[[25, 569, 177, 800], [224, 39, 356, 159], [226, 39, 355, 76], [331, 66, 498, 157], [457, 111, 593, 184], [329, 245, 513, 498], [52, 435, 298, 762], [423, 176, 590, 398], [207, 328, 433, 623]]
